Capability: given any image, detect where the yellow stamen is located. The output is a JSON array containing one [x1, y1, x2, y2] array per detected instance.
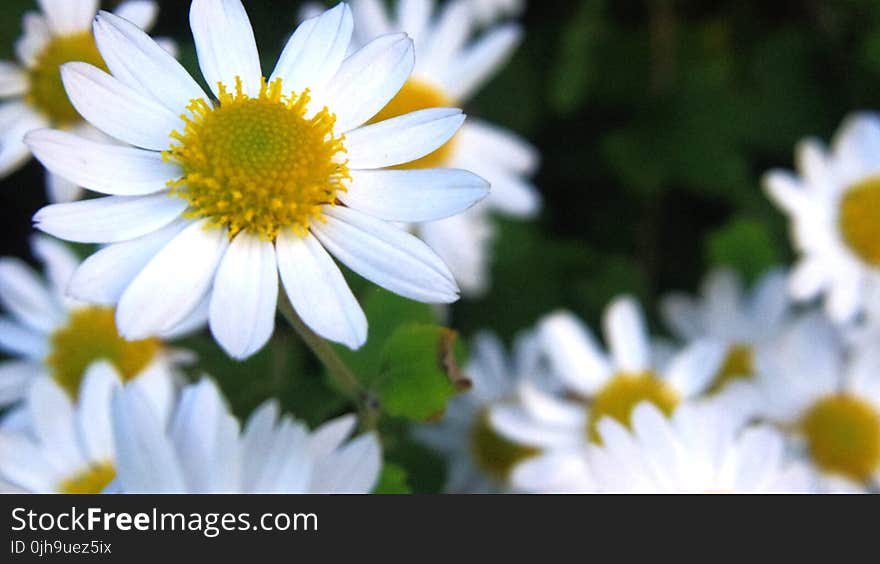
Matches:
[[801, 394, 880, 482], [368, 78, 457, 170], [708, 343, 754, 393], [59, 462, 116, 494], [165, 77, 349, 240], [839, 176, 880, 266], [26, 31, 107, 126], [587, 372, 680, 443], [46, 306, 160, 399], [470, 410, 539, 483]]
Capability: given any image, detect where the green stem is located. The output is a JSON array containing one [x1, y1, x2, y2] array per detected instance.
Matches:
[[278, 294, 362, 399]]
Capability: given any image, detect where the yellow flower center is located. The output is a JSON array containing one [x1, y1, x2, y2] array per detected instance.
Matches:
[[46, 306, 160, 399], [587, 371, 680, 443], [708, 343, 754, 394], [165, 77, 349, 240], [839, 176, 880, 267], [801, 394, 880, 482], [470, 410, 539, 483], [368, 78, 457, 170], [26, 31, 108, 127], [59, 462, 116, 494]]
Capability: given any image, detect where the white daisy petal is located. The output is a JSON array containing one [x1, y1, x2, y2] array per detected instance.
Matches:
[[604, 296, 650, 373], [68, 219, 189, 305], [0, 432, 56, 492], [94, 11, 208, 113], [0, 319, 46, 360], [441, 24, 521, 101], [344, 108, 464, 169], [276, 231, 367, 350], [27, 129, 180, 196], [270, 3, 353, 94], [313, 206, 459, 303], [15, 13, 51, 67], [30, 234, 79, 300], [456, 119, 539, 174], [340, 168, 488, 222], [321, 33, 414, 132], [0, 258, 61, 333], [0, 104, 46, 177], [420, 0, 473, 75], [112, 0, 159, 30], [29, 377, 86, 472], [116, 219, 229, 340], [538, 311, 610, 395], [0, 62, 27, 98], [37, 0, 98, 35], [209, 233, 278, 360], [0, 361, 42, 406], [310, 432, 381, 493], [350, 0, 392, 42], [462, 157, 540, 217], [34, 193, 188, 244], [76, 362, 120, 463], [309, 414, 357, 460], [190, 0, 261, 98], [60, 62, 182, 150], [664, 340, 726, 397], [45, 173, 82, 204]]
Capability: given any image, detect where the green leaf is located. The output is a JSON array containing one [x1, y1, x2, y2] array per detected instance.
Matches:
[[373, 463, 411, 494], [374, 324, 467, 422], [705, 217, 782, 283]]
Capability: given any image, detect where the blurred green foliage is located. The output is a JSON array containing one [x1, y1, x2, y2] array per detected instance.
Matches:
[[4, 0, 880, 491]]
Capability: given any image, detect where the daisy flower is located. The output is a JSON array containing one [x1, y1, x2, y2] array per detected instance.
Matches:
[[490, 296, 726, 459], [414, 331, 541, 492], [764, 112, 880, 324], [754, 311, 880, 490], [27, 2, 488, 359], [588, 402, 815, 493], [660, 267, 791, 396], [0, 234, 184, 412], [0, 0, 172, 203], [0, 362, 162, 493], [348, 0, 540, 295], [111, 377, 381, 493]]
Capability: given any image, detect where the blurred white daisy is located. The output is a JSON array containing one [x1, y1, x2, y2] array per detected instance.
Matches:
[[588, 402, 815, 493], [0, 362, 156, 493], [414, 331, 542, 492], [660, 267, 791, 397], [0, 234, 184, 412], [348, 0, 540, 295], [764, 113, 880, 324], [490, 296, 726, 456], [468, 0, 525, 26], [755, 311, 880, 490], [0, 0, 172, 203], [27, 2, 488, 359], [111, 377, 381, 493]]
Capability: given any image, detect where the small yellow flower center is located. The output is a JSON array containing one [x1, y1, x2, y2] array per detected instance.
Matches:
[[46, 306, 160, 399], [369, 78, 456, 170], [59, 462, 116, 494], [470, 410, 539, 483], [165, 77, 349, 240], [708, 343, 754, 394], [587, 371, 680, 443], [801, 394, 880, 482], [26, 31, 108, 127], [839, 176, 880, 267]]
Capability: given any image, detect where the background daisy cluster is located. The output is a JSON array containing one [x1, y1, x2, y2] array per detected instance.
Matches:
[[2, 0, 880, 494]]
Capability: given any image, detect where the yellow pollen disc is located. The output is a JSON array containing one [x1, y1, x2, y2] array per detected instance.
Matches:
[[839, 176, 880, 266], [26, 31, 108, 127], [470, 410, 539, 483], [46, 306, 160, 399], [707, 343, 754, 394], [368, 78, 457, 170], [801, 394, 880, 482], [59, 462, 116, 494], [587, 371, 680, 443], [165, 77, 349, 240]]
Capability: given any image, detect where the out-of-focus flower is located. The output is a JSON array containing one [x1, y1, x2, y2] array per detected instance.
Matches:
[[489, 297, 726, 484], [414, 331, 542, 492], [27, 2, 489, 359], [348, 0, 540, 295], [660, 267, 791, 398], [0, 362, 164, 493], [0, 0, 172, 203], [0, 235, 185, 412], [111, 378, 381, 493], [764, 113, 880, 324], [754, 312, 880, 491], [468, 0, 526, 26], [588, 402, 815, 493]]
